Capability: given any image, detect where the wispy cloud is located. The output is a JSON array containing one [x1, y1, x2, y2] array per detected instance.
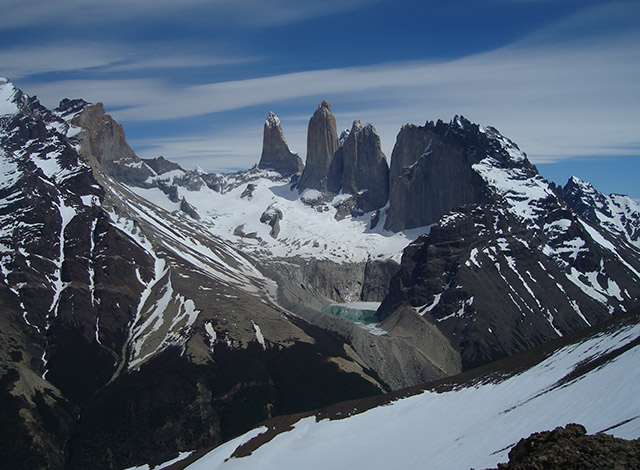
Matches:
[[0, 0, 380, 30], [29, 23, 639, 165], [10, 1, 640, 171], [0, 44, 125, 79], [0, 41, 259, 79]]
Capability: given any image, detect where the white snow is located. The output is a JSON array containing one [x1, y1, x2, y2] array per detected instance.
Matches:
[[128, 271, 201, 370], [299, 188, 322, 203], [205, 322, 217, 354], [0, 78, 19, 116], [472, 157, 555, 221], [252, 321, 266, 350], [127, 172, 430, 263], [123, 451, 196, 470], [569, 177, 640, 250], [579, 219, 640, 280], [185, 319, 640, 470], [417, 293, 442, 315], [465, 247, 480, 268]]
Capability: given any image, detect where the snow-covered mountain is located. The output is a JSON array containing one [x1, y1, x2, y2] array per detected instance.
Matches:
[[129, 307, 640, 470], [2, 76, 639, 469], [563, 175, 640, 249], [1, 79, 438, 470], [376, 117, 640, 368]]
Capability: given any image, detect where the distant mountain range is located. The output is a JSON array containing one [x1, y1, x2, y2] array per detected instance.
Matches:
[[1, 77, 638, 469]]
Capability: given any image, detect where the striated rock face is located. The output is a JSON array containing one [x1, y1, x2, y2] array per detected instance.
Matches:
[[384, 117, 491, 232], [71, 102, 153, 185], [298, 101, 339, 193], [258, 112, 304, 176], [337, 121, 389, 212], [492, 424, 640, 470]]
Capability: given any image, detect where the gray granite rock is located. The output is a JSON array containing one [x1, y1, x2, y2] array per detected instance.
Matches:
[[298, 100, 339, 193], [258, 112, 303, 176]]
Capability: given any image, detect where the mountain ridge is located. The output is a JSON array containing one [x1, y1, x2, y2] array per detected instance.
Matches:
[[1, 77, 639, 469]]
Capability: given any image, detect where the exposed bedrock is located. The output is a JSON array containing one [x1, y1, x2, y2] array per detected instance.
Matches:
[[384, 118, 490, 232], [297, 101, 339, 193], [258, 112, 304, 176], [331, 120, 390, 212]]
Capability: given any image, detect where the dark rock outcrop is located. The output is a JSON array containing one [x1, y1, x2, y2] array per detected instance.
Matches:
[[384, 117, 491, 232], [180, 197, 200, 219], [297, 101, 339, 193], [241, 183, 256, 199], [258, 112, 304, 176], [142, 155, 182, 175], [338, 121, 389, 212], [260, 205, 283, 238], [492, 424, 640, 470]]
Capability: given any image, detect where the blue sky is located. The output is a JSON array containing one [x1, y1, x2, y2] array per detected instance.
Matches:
[[2, 0, 639, 198]]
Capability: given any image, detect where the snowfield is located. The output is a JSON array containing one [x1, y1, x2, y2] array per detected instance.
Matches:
[[127, 170, 431, 263], [167, 315, 640, 470]]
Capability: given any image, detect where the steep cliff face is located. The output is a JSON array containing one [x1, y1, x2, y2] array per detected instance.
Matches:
[[337, 121, 389, 213], [384, 117, 498, 232], [297, 101, 339, 193], [258, 112, 303, 176], [70, 102, 154, 185]]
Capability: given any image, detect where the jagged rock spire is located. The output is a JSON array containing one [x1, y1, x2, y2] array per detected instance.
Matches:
[[339, 120, 389, 212], [258, 111, 303, 176], [297, 100, 339, 192]]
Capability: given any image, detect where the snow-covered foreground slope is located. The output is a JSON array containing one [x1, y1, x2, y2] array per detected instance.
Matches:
[[175, 311, 640, 470]]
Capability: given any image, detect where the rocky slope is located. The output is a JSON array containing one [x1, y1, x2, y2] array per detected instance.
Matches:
[[376, 117, 640, 369]]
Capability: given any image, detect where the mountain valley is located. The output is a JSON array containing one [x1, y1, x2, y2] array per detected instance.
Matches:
[[1, 77, 639, 469]]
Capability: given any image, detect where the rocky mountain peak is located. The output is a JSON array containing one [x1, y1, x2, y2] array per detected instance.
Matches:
[[0, 77, 20, 116], [0, 77, 43, 118], [70, 102, 155, 185], [297, 100, 339, 192], [258, 111, 303, 176], [563, 176, 640, 248], [334, 119, 389, 212], [318, 99, 332, 112], [384, 117, 491, 231], [55, 97, 90, 118], [266, 110, 280, 127]]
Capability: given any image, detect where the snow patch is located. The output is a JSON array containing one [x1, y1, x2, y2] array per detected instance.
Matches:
[[252, 321, 266, 350]]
